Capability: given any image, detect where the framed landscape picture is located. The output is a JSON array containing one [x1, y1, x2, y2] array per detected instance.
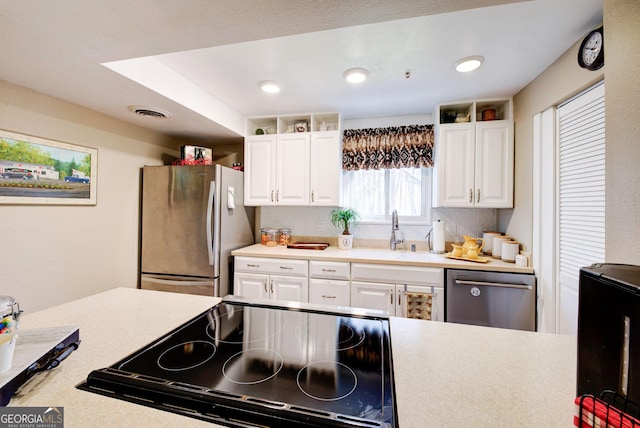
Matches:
[[0, 129, 97, 205]]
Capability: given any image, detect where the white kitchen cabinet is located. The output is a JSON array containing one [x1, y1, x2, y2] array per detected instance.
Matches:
[[432, 99, 514, 208], [244, 133, 309, 206], [350, 281, 444, 321], [309, 131, 341, 206], [234, 256, 309, 302], [244, 134, 276, 205], [244, 112, 341, 207], [350, 281, 396, 314], [350, 263, 444, 321]]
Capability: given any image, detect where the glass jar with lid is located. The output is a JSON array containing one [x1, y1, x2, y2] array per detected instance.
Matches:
[[260, 228, 278, 247], [279, 228, 292, 246]]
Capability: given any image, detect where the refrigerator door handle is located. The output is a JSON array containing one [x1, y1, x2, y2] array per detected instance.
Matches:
[[206, 181, 215, 266]]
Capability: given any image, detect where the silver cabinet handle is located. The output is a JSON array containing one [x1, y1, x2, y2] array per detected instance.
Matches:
[[469, 189, 473, 203], [390, 290, 394, 305], [264, 279, 268, 294], [311, 190, 315, 203], [321, 268, 337, 272], [276, 190, 279, 202], [455, 279, 532, 290], [321, 295, 336, 299], [397, 290, 402, 306], [247, 263, 260, 268], [477, 188, 480, 203], [270, 279, 273, 294], [270, 190, 274, 202], [279, 266, 293, 270]]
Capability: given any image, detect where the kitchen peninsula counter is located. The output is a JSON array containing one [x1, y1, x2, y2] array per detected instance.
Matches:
[[232, 243, 534, 274], [8, 288, 575, 427]]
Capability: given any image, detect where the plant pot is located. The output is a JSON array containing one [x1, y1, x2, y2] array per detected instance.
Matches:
[[338, 234, 353, 250]]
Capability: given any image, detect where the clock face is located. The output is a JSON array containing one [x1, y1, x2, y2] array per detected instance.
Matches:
[[582, 32, 603, 66], [578, 27, 604, 71]]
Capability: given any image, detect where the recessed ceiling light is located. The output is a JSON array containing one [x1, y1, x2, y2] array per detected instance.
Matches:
[[259, 81, 281, 93], [455, 56, 485, 73], [343, 67, 369, 84]]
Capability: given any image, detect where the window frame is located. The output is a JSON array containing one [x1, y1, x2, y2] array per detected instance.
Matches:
[[341, 167, 432, 226]]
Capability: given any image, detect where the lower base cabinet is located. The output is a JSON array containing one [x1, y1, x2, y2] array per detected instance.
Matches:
[[351, 281, 444, 321], [234, 272, 308, 302]]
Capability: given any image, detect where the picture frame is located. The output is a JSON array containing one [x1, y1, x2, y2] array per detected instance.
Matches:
[[0, 129, 98, 205], [294, 121, 308, 133]]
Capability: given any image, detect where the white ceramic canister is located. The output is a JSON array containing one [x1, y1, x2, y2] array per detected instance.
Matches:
[[482, 232, 502, 255], [501, 241, 520, 263], [0, 296, 22, 374], [492, 235, 511, 259]]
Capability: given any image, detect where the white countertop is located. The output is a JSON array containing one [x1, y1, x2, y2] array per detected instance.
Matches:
[[232, 244, 534, 274], [7, 288, 575, 427]]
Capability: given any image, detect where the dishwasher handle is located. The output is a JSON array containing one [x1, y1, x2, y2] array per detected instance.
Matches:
[[455, 279, 532, 290]]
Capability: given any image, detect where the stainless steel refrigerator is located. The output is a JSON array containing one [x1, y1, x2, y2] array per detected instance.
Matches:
[[140, 164, 254, 297]]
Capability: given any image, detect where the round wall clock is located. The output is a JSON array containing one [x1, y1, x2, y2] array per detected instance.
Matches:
[[578, 27, 604, 71]]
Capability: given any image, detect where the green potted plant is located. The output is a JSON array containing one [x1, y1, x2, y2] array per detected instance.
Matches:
[[329, 207, 360, 249]]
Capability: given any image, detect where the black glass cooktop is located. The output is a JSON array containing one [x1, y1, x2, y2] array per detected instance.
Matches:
[[78, 297, 397, 428]]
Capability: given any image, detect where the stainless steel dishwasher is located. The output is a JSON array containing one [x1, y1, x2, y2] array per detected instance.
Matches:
[[446, 269, 536, 331]]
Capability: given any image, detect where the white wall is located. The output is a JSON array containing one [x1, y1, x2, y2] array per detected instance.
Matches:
[[604, 0, 640, 263], [0, 80, 178, 312]]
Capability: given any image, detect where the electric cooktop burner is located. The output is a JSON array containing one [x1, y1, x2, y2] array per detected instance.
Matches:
[[77, 297, 397, 428]]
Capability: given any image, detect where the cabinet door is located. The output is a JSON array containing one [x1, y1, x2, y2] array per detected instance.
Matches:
[[309, 278, 350, 306], [276, 133, 310, 205], [244, 135, 276, 206], [271, 275, 309, 302], [350, 281, 395, 315], [475, 121, 514, 208], [234, 272, 269, 299], [433, 123, 475, 207], [310, 131, 341, 206]]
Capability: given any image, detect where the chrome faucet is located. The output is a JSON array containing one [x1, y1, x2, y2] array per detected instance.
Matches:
[[390, 209, 404, 250]]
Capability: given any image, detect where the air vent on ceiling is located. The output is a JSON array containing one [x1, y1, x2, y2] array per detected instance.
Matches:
[[128, 105, 171, 119]]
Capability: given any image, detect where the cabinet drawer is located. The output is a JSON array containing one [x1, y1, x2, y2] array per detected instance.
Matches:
[[351, 263, 443, 286], [309, 261, 350, 280], [309, 278, 350, 306], [234, 257, 308, 277]]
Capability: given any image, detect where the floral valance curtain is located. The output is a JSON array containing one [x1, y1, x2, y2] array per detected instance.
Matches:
[[342, 124, 434, 171]]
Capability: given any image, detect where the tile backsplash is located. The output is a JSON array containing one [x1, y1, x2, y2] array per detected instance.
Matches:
[[258, 206, 499, 250]]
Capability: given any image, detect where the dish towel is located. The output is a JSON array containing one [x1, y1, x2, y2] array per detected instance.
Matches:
[[574, 395, 640, 428], [403, 292, 433, 321]]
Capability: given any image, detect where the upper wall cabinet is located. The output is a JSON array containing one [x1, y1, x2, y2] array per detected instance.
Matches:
[[244, 113, 342, 206], [432, 99, 514, 208]]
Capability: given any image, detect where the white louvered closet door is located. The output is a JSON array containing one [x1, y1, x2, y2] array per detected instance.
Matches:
[[556, 81, 605, 335]]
